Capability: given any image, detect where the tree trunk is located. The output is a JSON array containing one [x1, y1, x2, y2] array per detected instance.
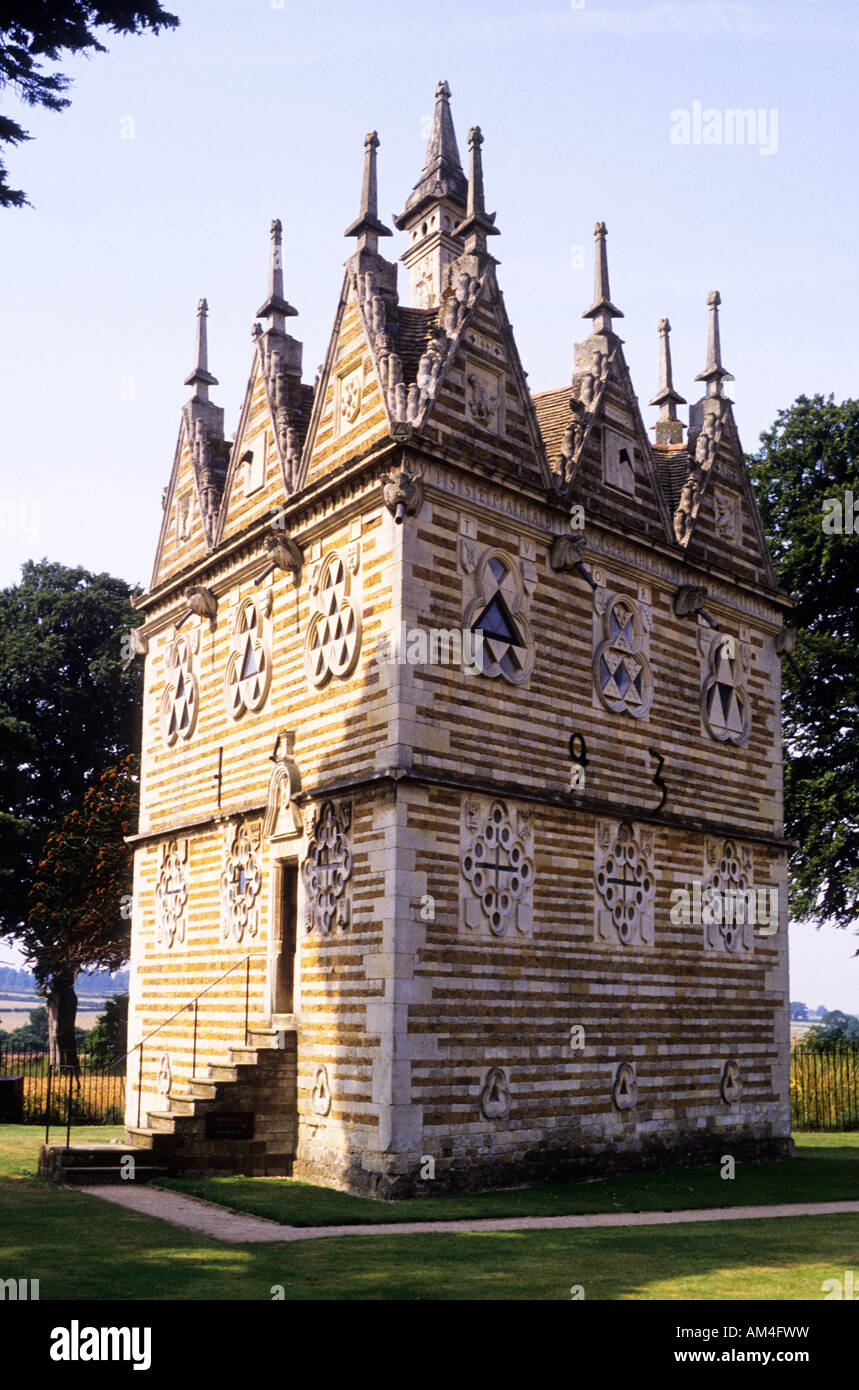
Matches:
[[46, 968, 79, 1072]]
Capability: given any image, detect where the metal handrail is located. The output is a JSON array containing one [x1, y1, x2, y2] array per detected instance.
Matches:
[[111, 952, 267, 1132], [108, 952, 267, 1070], [44, 1063, 77, 1150]]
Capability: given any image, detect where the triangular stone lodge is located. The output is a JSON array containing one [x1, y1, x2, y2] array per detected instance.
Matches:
[[123, 81, 793, 1195]]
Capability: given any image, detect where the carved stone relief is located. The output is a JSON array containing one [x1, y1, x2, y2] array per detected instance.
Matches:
[[311, 1065, 332, 1116], [304, 550, 361, 688], [465, 361, 501, 433], [224, 593, 272, 719], [338, 367, 363, 431], [612, 1062, 637, 1111], [595, 820, 655, 946], [160, 632, 199, 745], [462, 546, 534, 684], [714, 485, 740, 543], [480, 1067, 511, 1119], [703, 838, 755, 953], [461, 798, 534, 937], [156, 1053, 172, 1096], [155, 838, 189, 949], [700, 630, 751, 745], [302, 801, 352, 934], [593, 590, 653, 718], [720, 1059, 742, 1105], [603, 427, 636, 494], [263, 730, 303, 839], [219, 820, 263, 943]]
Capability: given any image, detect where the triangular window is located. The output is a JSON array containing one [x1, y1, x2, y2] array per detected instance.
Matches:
[[471, 591, 522, 647]]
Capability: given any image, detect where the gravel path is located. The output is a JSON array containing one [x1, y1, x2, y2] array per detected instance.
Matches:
[[77, 1187, 859, 1245]]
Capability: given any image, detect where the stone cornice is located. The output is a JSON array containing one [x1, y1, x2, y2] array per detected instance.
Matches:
[[128, 766, 793, 854]]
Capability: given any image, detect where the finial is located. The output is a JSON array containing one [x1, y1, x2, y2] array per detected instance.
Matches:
[[394, 78, 467, 226], [452, 125, 500, 257], [184, 297, 218, 400], [649, 316, 687, 444], [345, 130, 393, 251], [694, 289, 734, 398], [256, 218, 298, 331], [582, 221, 624, 335]]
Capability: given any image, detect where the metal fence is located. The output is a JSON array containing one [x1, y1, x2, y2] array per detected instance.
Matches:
[[790, 1045, 859, 1131], [0, 1047, 126, 1126], [2, 1039, 856, 1132]]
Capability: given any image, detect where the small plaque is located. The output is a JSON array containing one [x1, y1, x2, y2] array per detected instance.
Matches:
[[204, 1112, 255, 1140]]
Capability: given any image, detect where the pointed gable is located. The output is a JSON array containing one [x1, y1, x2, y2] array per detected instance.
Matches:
[[680, 402, 778, 588], [217, 220, 312, 544], [298, 272, 395, 492], [535, 335, 674, 544], [150, 420, 216, 589], [150, 300, 228, 591], [666, 291, 777, 588], [418, 266, 551, 488], [216, 330, 312, 545], [535, 224, 674, 543]]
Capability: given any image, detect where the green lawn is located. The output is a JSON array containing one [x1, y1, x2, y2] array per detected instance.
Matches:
[[158, 1132, 859, 1226], [2, 1126, 858, 1300]]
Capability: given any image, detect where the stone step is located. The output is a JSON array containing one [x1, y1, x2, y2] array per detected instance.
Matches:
[[145, 1110, 179, 1134], [46, 1144, 139, 1168], [61, 1164, 171, 1186], [189, 1078, 218, 1100], [207, 1063, 240, 1083], [38, 1142, 172, 1186], [226, 1046, 260, 1065], [166, 1096, 211, 1117], [126, 1125, 181, 1149]]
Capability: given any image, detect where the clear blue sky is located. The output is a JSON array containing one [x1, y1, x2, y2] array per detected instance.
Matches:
[[0, 0, 856, 1002]]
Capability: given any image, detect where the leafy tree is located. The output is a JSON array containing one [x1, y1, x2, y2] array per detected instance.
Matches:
[[805, 1009, 859, 1050], [748, 395, 859, 931], [24, 757, 137, 1067], [0, 1, 179, 209], [0, 560, 142, 944], [84, 991, 128, 1062], [790, 1001, 809, 1021]]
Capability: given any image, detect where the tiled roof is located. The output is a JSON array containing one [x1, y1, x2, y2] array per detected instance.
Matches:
[[531, 387, 572, 462], [652, 444, 691, 511], [297, 382, 316, 447], [397, 306, 438, 384]]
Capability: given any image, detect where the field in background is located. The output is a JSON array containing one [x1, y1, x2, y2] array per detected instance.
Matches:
[[0, 995, 106, 1032]]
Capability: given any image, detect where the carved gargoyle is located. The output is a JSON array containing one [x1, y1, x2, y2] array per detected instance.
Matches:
[[254, 531, 303, 588], [175, 585, 217, 629], [121, 626, 149, 673], [549, 535, 586, 572], [382, 468, 423, 524], [549, 534, 597, 590], [775, 626, 801, 676], [673, 583, 718, 630], [673, 584, 708, 617]]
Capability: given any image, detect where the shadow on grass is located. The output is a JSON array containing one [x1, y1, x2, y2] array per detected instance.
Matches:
[[157, 1137, 859, 1227], [2, 1181, 858, 1300]]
